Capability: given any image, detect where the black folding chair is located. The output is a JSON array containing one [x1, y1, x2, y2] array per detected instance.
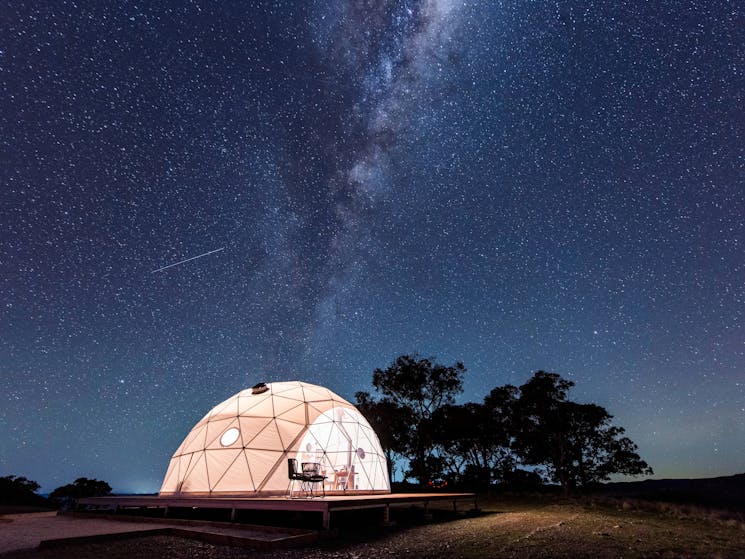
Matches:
[[301, 462, 327, 497], [287, 458, 304, 497]]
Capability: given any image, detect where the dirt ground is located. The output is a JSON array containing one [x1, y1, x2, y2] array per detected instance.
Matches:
[[2, 497, 743, 558]]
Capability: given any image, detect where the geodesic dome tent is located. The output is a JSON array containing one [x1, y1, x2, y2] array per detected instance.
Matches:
[[159, 381, 390, 496]]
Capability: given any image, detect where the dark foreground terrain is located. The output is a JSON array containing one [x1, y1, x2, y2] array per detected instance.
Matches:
[[600, 473, 745, 514], [3, 495, 744, 559]]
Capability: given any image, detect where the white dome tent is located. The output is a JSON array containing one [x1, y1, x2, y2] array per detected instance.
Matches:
[[159, 381, 391, 496]]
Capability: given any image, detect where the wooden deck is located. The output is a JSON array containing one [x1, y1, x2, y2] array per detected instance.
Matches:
[[78, 493, 478, 531]]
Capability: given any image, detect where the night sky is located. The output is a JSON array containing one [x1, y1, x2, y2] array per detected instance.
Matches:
[[1, 1, 743, 493]]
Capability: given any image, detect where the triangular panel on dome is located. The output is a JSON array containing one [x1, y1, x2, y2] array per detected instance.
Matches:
[[244, 448, 284, 490], [331, 394, 352, 406], [180, 451, 208, 493], [177, 423, 209, 455], [236, 389, 252, 400], [206, 448, 243, 491], [357, 425, 379, 454], [340, 417, 361, 445], [301, 429, 333, 454], [204, 417, 239, 450], [364, 462, 380, 489], [237, 416, 272, 447], [272, 395, 306, 419], [245, 418, 283, 451], [270, 382, 301, 396], [275, 417, 306, 449], [176, 453, 194, 482], [277, 401, 308, 426], [306, 402, 333, 424], [209, 395, 239, 419], [236, 393, 259, 415], [301, 385, 332, 402], [238, 394, 275, 418], [160, 457, 179, 492], [212, 450, 255, 493]]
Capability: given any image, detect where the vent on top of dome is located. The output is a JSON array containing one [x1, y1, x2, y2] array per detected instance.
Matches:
[[251, 382, 269, 395]]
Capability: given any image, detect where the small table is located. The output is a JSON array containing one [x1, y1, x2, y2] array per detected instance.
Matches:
[[334, 468, 354, 492]]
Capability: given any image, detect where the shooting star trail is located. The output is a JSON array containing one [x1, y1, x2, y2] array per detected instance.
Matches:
[[151, 247, 225, 273]]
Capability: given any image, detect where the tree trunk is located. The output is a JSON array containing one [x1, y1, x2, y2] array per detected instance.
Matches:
[[385, 449, 395, 482], [557, 433, 570, 497], [417, 445, 428, 488]]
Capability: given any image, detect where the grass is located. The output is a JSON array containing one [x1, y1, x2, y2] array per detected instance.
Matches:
[[2, 496, 743, 558], [317, 495, 745, 559], [441, 496, 745, 558]]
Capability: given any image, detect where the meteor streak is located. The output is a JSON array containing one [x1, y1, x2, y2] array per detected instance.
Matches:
[[151, 247, 225, 273]]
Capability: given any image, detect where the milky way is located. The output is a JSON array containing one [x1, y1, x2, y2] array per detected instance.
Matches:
[[1, 1, 743, 492]]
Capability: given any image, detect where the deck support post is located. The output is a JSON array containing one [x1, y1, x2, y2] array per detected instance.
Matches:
[[322, 509, 331, 531], [163, 506, 169, 518], [381, 504, 393, 526], [230, 508, 236, 521]]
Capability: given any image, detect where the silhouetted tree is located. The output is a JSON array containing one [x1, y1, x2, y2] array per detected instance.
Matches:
[[359, 359, 653, 493], [513, 371, 574, 491], [432, 398, 516, 489], [500, 468, 544, 491], [368, 354, 466, 486], [482, 384, 520, 482], [514, 371, 652, 494], [0, 475, 46, 506], [49, 477, 112, 508], [562, 401, 653, 487]]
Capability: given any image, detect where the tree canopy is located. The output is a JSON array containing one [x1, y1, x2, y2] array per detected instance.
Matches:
[[357, 354, 466, 485], [0, 475, 45, 506], [515, 371, 653, 493], [49, 477, 112, 507], [359, 358, 652, 492]]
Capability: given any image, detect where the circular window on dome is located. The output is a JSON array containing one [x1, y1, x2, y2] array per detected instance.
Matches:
[[220, 427, 240, 447]]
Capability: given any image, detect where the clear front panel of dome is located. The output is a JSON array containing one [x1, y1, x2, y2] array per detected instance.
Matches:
[[296, 406, 389, 491]]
